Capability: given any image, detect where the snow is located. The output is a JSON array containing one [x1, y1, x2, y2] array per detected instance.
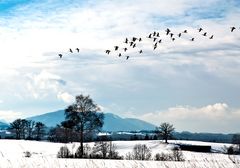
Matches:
[[0, 139, 239, 168]]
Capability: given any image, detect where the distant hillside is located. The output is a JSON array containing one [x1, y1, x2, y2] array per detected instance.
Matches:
[[0, 121, 9, 129], [27, 110, 156, 131]]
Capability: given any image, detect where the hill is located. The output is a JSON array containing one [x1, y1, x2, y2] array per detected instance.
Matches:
[[27, 110, 156, 131]]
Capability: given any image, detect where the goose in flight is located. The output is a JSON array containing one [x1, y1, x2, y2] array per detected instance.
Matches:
[[139, 50, 143, 54], [139, 38, 142, 42], [126, 56, 130, 60], [178, 33, 182, 37], [69, 48, 73, 53], [148, 33, 152, 38], [203, 32, 207, 36], [114, 46, 119, 51], [118, 53, 122, 57], [198, 28, 203, 32], [170, 33, 174, 38], [230, 27, 236, 32], [191, 38, 195, 41], [166, 28, 171, 35], [105, 50, 110, 54], [209, 35, 214, 39], [123, 48, 128, 52], [124, 38, 128, 44], [76, 48, 80, 52], [132, 37, 137, 42], [183, 30, 187, 33], [58, 54, 62, 58]]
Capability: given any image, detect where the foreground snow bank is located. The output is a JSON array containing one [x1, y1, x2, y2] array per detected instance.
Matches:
[[0, 139, 239, 168]]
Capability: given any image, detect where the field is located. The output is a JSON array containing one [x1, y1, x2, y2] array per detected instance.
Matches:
[[0, 139, 239, 168]]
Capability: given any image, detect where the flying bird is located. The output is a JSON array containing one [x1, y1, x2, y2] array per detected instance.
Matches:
[[156, 32, 160, 37], [105, 50, 110, 54], [183, 30, 187, 33], [139, 38, 142, 42], [124, 38, 128, 44], [209, 35, 214, 39], [76, 48, 80, 52], [118, 53, 122, 57], [133, 44, 136, 48], [191, 38, 195, 41], [139, 50, 143, 54], [132, 37, 137, 42], [148, 33, 152, 38], [123, 48, 128, 52], [126, 56, 130, 60], [129, 42, 134, 46], [114, 46, 119, 51], [158, 39, 162, 43], [172, 38, 175, 41], [166, 28, 171, 35], [170, 33, 174, 38], [230, 27, 236, 32], [153, 31, 156, 36], [58, 54, 62, 58], [198, 28, 203, 32], [69, 48, 73, 53], [203, 32, 207, 36], [153, 38, 157, 42], [178, 33, 182, 37]]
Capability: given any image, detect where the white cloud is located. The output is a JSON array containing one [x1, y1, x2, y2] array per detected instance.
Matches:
[[0, 110, 22, 122], [57, 92, 74, 104], [139, 103, 240, 133]]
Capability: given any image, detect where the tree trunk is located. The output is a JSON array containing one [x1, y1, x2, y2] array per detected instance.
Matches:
[[80, 124, 84, 157]]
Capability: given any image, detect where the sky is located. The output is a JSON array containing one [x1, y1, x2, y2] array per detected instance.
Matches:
[[0, 0, 240, 133]]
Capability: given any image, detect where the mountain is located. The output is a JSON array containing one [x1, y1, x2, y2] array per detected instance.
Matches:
[[27, 110, 156, 131], [0, 121, 9, 129]]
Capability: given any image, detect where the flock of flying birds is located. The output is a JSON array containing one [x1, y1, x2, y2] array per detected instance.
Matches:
[[58, 26, 239, 60]]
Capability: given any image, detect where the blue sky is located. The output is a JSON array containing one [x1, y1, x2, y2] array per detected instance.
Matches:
[[0, 0, 240, 133]]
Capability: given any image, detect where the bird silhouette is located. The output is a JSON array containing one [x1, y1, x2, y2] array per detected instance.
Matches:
[[126, 56, 130, 60], [170, 33, 174, 38], [172, 38, 175, 41], [139, 50, 143, 54], [105, 50, 110, 54], [198, 28, 203, 32], [166, 28, 171, 35], [230, 27, 236, 32], [209, 35, 214, 39], [76, 48, 80, 52], [203, 32, 207, 36], [129, 42, 134, 46], [153, 38, 157, 42], [58, 54, 62, 58], [183, 30, 187, 33], [158, 39, 162, 43], [132, 37, 137, 42], [148, 33, 152, 38], [191, 38, 195, 41], [153, 43, 157, 50], [139, 38, 142, 42], [118, 53, 122, 57], [133, 44, 136, 48], [156, 32, 160, 37], [123, 48, 128, 52], [178, 33, 182, 37], [69, 48, 73, 53], [114, 46, 119, 51]]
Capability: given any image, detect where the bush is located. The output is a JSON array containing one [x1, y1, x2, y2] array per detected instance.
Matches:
[[154, 152, 172, 161], [172, 148, 185, 161], [75, 144, 91, 158], [24, 151, 32, 158], [125, 144, 152, 160], [57, 145, 72, 158]]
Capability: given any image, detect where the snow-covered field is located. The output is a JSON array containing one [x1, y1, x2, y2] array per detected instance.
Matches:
[[0, 139, 239, 168]]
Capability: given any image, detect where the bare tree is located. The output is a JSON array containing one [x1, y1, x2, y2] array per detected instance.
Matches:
[[132, 144, 152, 160], [34, 122, 46, 141], [9, 119, 22, 139], [156, 122, 175, 143], [65, 94, 104, 157], [26, 120, 35, 140]]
